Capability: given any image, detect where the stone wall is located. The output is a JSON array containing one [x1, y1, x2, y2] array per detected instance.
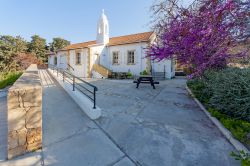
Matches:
[[7, 64, 42, 159]]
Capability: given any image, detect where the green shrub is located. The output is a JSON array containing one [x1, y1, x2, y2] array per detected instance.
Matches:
[[0, 72, 22, 89], [186, 70, 218, 104], [187, 68, 250, 147], [187, 78, 211, 104], [207, 68, 250, 121], [127, 72, 133, 78], [140, 70, 148, 75], [188, 68, 250, 122]]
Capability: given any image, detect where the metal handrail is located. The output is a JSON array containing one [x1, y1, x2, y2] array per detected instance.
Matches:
[[67, 63, 75, 71], [49, 65, 97, 109]]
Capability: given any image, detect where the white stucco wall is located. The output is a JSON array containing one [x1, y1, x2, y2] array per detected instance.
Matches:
[[56, 51, 68, 70], [48, 55, 55, 66], [50, 42, 174, 79], [107, 42, 148, 76], [152, 59, 175, 79], [89, 44, 106, 69], [69, 49, 88, 78]]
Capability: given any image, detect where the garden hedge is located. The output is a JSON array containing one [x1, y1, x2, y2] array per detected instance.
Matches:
[[187, 68, 250, 122]]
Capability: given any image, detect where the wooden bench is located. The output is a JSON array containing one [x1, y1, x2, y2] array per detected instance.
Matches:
[[133, 75, 159, 89]]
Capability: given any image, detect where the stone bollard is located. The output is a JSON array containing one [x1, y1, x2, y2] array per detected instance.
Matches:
[[7, 64, 42, 159]]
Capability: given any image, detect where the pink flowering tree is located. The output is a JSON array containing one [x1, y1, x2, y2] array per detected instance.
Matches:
[[149, 0, 250, 78]]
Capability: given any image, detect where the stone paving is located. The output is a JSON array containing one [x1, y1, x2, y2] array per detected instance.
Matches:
[[89, 78, 240, 166], [40, 69, 126, 166], [0, 70, 240, 166]]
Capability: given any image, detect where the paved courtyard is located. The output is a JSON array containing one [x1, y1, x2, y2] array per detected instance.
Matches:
[[0, 70, 240, 166], [89, 78, 240, 166]]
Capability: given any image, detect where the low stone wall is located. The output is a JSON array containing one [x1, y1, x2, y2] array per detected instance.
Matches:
[[7, 64, 42, 159]]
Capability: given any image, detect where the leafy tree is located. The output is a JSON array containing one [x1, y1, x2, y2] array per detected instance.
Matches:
[[28, 35, 47, 62], [49, 37, 70, 52], [149, 0, 250, 78], [15, 36, 28, 53], [0, 35, 27, 53], [0, 35, 16, 51], [0, 34, 49, 72], [0, 35, 22, 72], [0, 42, 15, 72]]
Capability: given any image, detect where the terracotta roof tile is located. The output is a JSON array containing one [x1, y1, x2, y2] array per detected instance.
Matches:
[[108, 31, 154, 46], [60, 31, 153, 51], [63, 40, 96, 50]]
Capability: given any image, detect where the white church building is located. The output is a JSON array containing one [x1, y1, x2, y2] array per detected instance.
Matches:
[[48, 10, 175, 79]]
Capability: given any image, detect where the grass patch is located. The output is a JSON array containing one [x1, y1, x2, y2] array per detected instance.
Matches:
[[0, 72, 22, 89], [208, 108, 250, 148], [231, 150, 250, 166]]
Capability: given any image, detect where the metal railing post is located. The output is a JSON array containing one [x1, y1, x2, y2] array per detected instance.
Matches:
[[73, 76, 75, 91], [63, 71, 65, 82], [93, 88, 96, 109], [51, 68, 98, 109]]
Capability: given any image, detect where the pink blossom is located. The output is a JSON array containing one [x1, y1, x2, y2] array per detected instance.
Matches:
[[149, 0, 249, 77]]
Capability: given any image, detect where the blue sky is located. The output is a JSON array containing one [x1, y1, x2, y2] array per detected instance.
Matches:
[[0, 0, 193, 44]]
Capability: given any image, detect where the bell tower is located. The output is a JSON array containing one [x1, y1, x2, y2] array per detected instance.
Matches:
[[96, 9, 109, 45]]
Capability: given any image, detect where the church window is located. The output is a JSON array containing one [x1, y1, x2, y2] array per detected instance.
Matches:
[[112, 51, 119, 65], [76, 53, 81, 65], [127, 50, 135, 64]]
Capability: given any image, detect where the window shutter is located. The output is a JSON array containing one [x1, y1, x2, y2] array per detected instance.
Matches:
[[81, 53, 83, 64], [79, 53, 81, 64], [125, 52, 128, 64], [118, 52, 122, 64], [110, 53, 113, 64], [75, 51, 77, 65], [117, 53, 119, 64], [135, 50, 139, 64]]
